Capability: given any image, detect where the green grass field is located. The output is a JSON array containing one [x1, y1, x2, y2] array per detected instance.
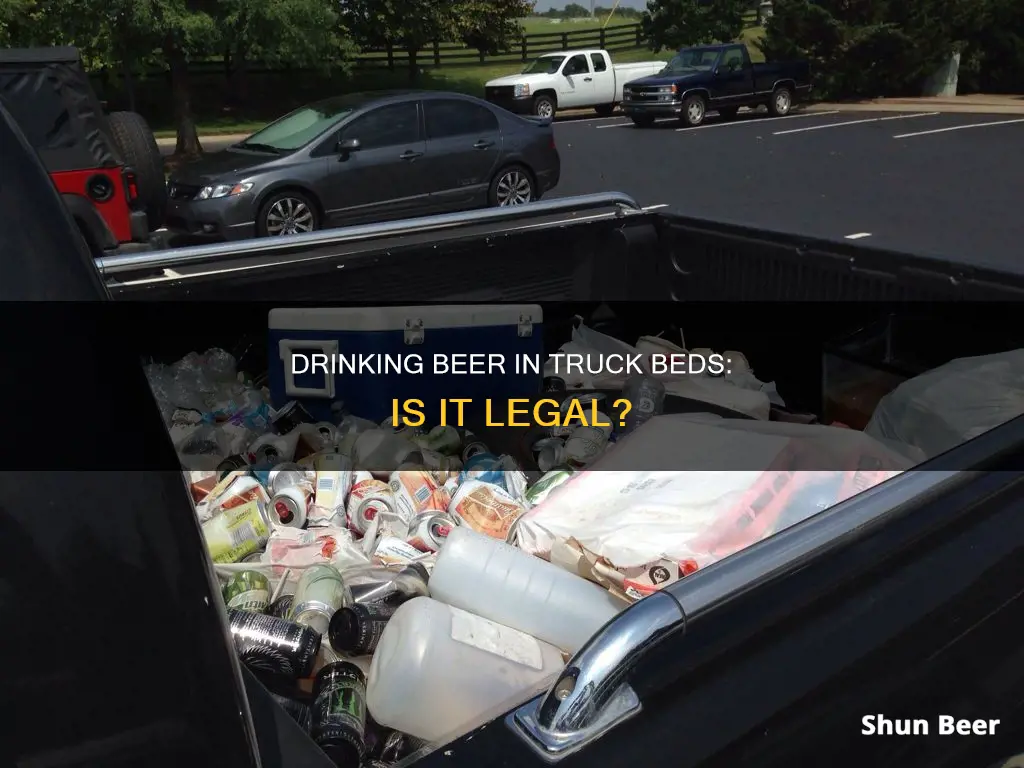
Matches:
[[151, 20, 765, 138], [518, 14, 639, 34]]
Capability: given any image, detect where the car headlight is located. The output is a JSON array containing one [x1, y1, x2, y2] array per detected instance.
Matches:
[[196, 182, 254, 200], [623, 88, 632, 97], [513, 83, 530, 98]]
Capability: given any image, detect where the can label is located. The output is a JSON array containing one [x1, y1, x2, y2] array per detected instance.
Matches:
[[203, 500, 270, 563], [223, 570, 271, 612], [228, 608, 321, 679], [387, 470, 441, 522], [338, 601, 400, 655], [449, 480, 525, 540], [206, 473, 270, 515], [268, 594, 294, 619], [313, 663, 367, 751], [373, 536, 422, 566]]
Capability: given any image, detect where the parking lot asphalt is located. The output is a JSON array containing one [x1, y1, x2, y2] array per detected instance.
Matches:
[[548, 109, 1024, 272]]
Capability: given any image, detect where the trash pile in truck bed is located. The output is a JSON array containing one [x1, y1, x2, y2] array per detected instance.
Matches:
[[144, 321, 971, 768]]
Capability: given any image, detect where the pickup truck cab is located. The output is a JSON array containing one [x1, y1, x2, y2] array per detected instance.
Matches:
[[6, 97, 1024, 768], [621, 42, 811, 127], [485, 49, 666, 118]]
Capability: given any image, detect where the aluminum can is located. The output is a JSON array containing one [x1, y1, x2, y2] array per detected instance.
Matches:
[[311, 662, 368, 767], [347, 472, 396, 535], [406, 510, 456, 552], [222, 570, 271, 612], [202, 499, 271, 564], [227, 608, 321, 679], [270, 485, 313, 528], [289, 564, 352, 636]]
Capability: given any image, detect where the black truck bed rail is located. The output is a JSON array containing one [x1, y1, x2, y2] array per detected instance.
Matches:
[[104, 197, 1024, 303]]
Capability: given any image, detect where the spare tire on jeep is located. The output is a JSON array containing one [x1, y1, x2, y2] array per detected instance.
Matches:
[[108, 111, 166, 230]]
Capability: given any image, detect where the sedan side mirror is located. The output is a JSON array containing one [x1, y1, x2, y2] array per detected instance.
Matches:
[[337, 137, 361, 153], [713, 67, 720, 76]]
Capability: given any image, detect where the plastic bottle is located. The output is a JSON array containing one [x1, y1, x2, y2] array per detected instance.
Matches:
[[428, 526, 624, 653], [366, 597, 564, 743]]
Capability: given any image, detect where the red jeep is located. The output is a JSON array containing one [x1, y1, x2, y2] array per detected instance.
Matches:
[[0, 46, 167, 254]]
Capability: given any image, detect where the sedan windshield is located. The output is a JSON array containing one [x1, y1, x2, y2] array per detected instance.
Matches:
[[523, 55, 565, 75], [238, 99, 357, 152], [662, 48, 721, 74]]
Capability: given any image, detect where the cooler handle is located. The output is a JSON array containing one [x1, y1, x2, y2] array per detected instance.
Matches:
[[278, 339, 338, 399]]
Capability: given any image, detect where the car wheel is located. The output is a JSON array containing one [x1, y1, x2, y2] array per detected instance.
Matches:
[[769, 86, 793, 117], [680, 94, 706, 127], [717, 106, 739, 120], [533, 94, 556, 119], [594, 104, 616, 117], [489, 165, 534, 207], [631, 115, 655, 128], [257, 191, 319, 237], [107, 111, 167, 230]]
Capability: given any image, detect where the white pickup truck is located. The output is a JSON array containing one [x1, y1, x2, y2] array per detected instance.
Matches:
[[484, 49, 666, 118]]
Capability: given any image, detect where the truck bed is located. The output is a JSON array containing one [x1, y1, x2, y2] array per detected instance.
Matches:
[[752, 60, 812, 93], [8, 90, 1024, 768]]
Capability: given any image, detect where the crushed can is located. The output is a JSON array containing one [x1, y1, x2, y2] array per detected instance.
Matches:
[[406, 510, 456, 552], [448, 479, 526, 541], [312, 452, 353, 527], [270, 485, 313, 529], [347, 472, 396, 536], [388, 470, 442, 522], [202, 499, 272, 563]]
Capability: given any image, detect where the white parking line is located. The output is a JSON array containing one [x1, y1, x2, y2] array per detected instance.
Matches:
[[596, 121, 641, 129], [844, 232, 872, 240], [893, 117, 1024, 138], [773, 112, 939, 135], [676, 110, 840, 132]]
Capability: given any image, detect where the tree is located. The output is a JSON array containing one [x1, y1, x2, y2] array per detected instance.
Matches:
[[758, 0, 990, 100], [642, 0, 748, 51], [216, 0, 354, 109], [562, 3, 590, 18], [342, 0, 532, 82], [7, 0, 353, 158], [0, 0, 35, 46]]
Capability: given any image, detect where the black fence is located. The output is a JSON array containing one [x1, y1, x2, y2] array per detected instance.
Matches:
[[354, 22, 645, 69]]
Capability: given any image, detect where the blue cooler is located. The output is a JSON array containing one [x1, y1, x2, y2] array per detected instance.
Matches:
[[267, 306, 544, 424]]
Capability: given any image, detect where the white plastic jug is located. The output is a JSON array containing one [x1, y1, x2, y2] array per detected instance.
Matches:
[[429, 526, 624, 653], [366, 597, 563, 743]]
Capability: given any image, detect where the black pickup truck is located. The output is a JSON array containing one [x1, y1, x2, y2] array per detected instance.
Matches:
[[4, 96, 1024, 768], [620, 43, 812, 127]]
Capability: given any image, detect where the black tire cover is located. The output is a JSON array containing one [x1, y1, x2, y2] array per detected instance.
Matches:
[[108, 110, 167, 230]]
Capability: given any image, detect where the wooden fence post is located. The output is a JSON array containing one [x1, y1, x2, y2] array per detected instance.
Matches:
[[599, 28, 606, 49], [386, 42, 394, 70], [561, 32, 568, 49], [521, 37, 528, 62], [433, 41, 441, 67]]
